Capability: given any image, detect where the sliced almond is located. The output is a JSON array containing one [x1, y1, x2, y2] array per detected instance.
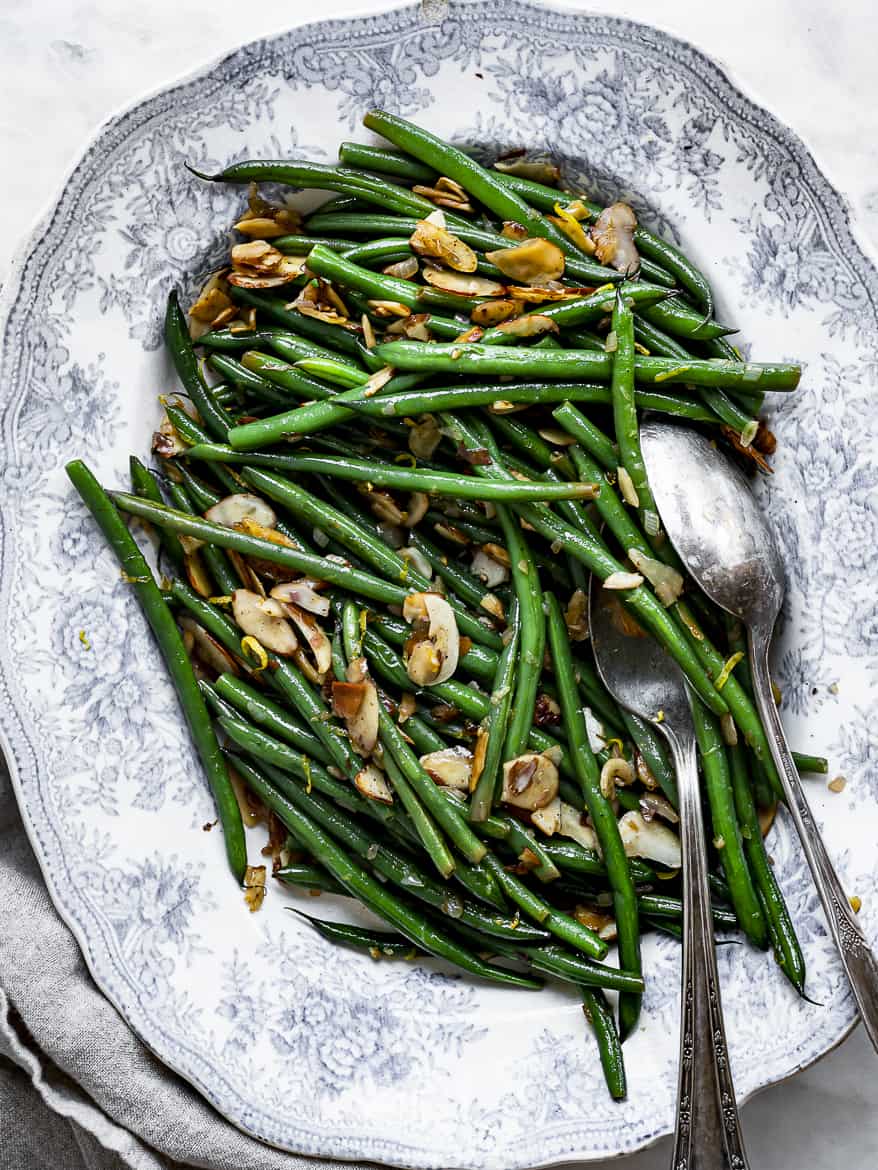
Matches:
[[603, 571, 644, 590], [485, 238, 565, 285], [408, 414, 442, 459], [269, 580, 329, 616], [564, 589, 589, 640], [502, 752, 559, 811], [470, 299, 521, 327], [179, 616, 240, 677], [334, 664, 379, 756], [402, 592, 460, 685], [354, 763, 394, 805], [409, 219, 477, 273], [422, 268, 506, 297], [184, 551, 213, 598], [231, 589, 298, 656], [205, 494, 277, 531], [283, 605, 332, 679], [420, 746, 472, 790], [591, 202, 639, 274], [531, 795, 561, 836], [494, 313, 558, 338], [559, 802, 599, 851], [383, 255, 419, 280], [405, 492, 429, 528], [618, 810, 681, 868]]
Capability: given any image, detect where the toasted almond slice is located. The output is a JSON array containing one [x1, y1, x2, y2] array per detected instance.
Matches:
[[494, 314, 558, 338], [184, 551, 213, 598], [410, 219, 477, 273], [354, 763, 394, 804], [486, 238, 565, 284], [189, 284, 233, 323], [564, 588, 589, 641], [231, 589, 298, 656], [602, 571, 644, 590], [404, 492, 429, 528], [233, 216, 290, 239], [531, 795, 561, 836], [402, 592, 460, 685], [205, 494, 277, 531], [284, 604, 332, 678], [501, 221, 530, 240], [420, 746, 472, 790], [591, 202, 639, 274], [270, 580, 330, 617], [295, 301, 349, 326], [470, 299, 520, 326], [506, 284, 581, 303], [383, 255, 420, 280], [367, 299, 412, 318], [502, 752, 559, 811], [178, 616, 240, 677], [559, 802, 599, 851], [618, 810, 682, 868], [471, 548, 509, 589], [421, 268, 506, 297]]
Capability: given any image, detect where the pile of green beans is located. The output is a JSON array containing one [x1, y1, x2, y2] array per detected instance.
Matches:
[[67, 111, 824, 1102]]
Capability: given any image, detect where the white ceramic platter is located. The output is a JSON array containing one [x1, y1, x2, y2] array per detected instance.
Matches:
[[1, 2, 876, 1166]]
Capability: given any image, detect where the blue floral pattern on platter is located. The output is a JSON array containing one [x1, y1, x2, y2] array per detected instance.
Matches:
[[0, 2, 876, 1166]]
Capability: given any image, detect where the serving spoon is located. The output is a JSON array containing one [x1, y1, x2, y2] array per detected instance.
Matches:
[[641, 417, 878, 1049], [590, 579, 750, 1170]]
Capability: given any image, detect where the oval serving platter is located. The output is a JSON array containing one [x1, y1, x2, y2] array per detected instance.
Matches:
[[1, 2, 876, 1166]]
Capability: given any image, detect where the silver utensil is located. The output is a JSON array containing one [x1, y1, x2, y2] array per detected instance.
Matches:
[[641, 417, 878, 1050], [590, 581, 750, 1170]]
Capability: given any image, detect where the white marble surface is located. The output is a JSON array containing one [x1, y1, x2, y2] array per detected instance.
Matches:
[[0, 1, 875, 1166]]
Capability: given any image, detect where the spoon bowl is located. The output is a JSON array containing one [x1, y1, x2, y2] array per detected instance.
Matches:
[[639, 418, 783, 634]]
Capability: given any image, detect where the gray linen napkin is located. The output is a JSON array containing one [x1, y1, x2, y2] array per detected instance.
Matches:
[[0, 754, 378, 1170]]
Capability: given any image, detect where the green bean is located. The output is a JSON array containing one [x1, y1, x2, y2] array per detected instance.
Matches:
[[381, 751, 456, 878], [162, 476, 242, 597], [610, 291, 660, 536], [184, 443, 598, 503], [619, 710, 679, 807], [638, 298, 734, 341], [129, 457, 185, 571], [632, 316, 757, 435], [378, 708, 488, 865], [338, 140, 436, 182], [637, 892, 737, 930], [193, 158, 444, 220], [203, 353, 295, 410], [541, 840, 656, 885], [231, 753, 540, 986], [294, 356, 370, 388], [290, 908, 425, 958], [791, 752, 828, 776], [481, 853, 607, 960], [273, 234, 355, 254], [728, 743, 805, 992], [551, 402, 618, 471], [375, 340, 801, 391], [164, 292, 232, 441], [495, 504, 545, 759], [67, 461, 246, 882], [582, 988, 627, 1100], [470, 599, 519, 822], [689, 697, 767, 948], [277, 865, 348, 896], [545, 592, 642, 1038], [213, 672, 331, 764]]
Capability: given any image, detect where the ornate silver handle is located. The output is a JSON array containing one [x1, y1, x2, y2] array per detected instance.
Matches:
[[665, 726, 750, 1170], [750, 631, 878, 1050]]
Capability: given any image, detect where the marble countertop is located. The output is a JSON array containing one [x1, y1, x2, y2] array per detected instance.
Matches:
[[1, 1, 875, 1166]]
